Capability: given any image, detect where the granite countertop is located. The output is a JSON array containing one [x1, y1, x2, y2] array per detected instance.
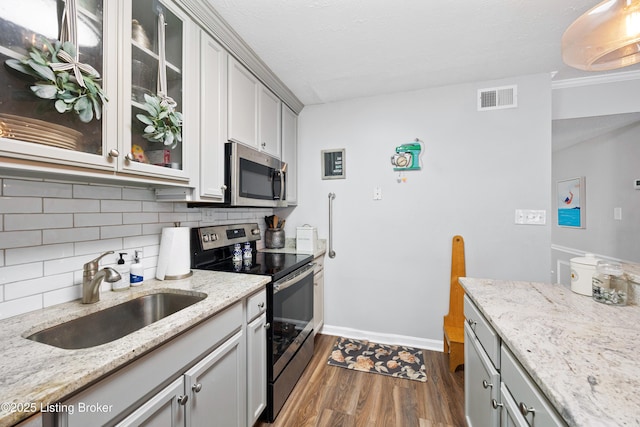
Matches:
[[260, 238, 327, 259], [460, 277, 640, 427], [0, 270, 270, 427]]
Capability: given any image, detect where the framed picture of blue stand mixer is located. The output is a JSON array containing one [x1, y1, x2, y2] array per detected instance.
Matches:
[[322, 149, 346, 179]]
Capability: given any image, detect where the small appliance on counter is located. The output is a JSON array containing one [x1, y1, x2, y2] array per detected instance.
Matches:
[[570, 253, 599, 295], [296, 225, 318, 253]]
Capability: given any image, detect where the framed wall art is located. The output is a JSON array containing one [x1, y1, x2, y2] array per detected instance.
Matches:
[[557, 177, 585, 228], [321, 149, 346, 180]]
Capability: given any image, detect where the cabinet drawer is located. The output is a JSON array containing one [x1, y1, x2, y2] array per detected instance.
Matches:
[[464, 295, 500, 368], [247, 289, 267, 322], [500, 345, 566, 427]]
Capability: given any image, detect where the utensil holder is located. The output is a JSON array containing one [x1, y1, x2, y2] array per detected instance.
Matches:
[[265, 228, 285, 249]]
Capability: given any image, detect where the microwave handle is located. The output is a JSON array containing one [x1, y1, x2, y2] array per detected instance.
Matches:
[[272, 169, 285, 200], [280, 169, 286, 201]]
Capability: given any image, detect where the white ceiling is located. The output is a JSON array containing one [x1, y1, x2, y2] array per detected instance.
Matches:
[[206, 0, 640, 106]]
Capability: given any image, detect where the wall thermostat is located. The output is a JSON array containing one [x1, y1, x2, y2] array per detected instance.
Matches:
[[635, 179, 640, 190]]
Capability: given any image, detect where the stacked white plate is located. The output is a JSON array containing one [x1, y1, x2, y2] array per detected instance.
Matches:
[[0, 113, 82, 150]]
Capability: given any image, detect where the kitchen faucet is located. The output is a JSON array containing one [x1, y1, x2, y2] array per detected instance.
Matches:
[[82, 251, 121, 304]]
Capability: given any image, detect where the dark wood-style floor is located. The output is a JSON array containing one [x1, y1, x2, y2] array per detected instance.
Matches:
[[257, 334, 465, 427]]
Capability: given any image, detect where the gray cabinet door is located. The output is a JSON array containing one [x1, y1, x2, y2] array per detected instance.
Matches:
[[465, 322, 500, 427], [116, 378, 186, 427], [184, 330, 245, 427]]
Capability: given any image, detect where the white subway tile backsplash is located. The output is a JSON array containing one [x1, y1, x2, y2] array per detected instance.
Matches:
[[74, 213, 122, 227], [44, 198, 100, 213], [43, 227, 100, 245], [123, 212, 159, 225], [74, 238, 123, 257], [158, 212, 189, 224], [44, 255, 89, 277], [0, 262, 43, 285], [142, 222, 168, 235], [73, 183, 122, 200], [1, 177, 274, 319], [0, 197, 42, 213], [0, 231, 41, 250], [123, 234, 160, 250], [0, 295, 43, 320], [100, 224, 142, 240], [44, 284, 81, 308], [5, 213, 73, 231], [142, 201, 175, 212], [5, 243, 74, 266], [101, 200, 142, 213], [3, 179, 72, 198], [5, 272, 73, 300]]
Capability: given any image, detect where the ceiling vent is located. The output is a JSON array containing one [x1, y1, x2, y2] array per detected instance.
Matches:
[[477, 85, 517, 111]]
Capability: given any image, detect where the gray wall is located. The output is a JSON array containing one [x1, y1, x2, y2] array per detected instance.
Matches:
[[286, 73, 553, 348]]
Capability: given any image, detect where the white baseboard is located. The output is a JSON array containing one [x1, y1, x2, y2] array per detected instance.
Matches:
[[320, 324, 443, 353]]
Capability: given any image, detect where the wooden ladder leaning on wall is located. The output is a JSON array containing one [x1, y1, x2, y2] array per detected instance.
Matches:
[[443, 235, 466, 372]]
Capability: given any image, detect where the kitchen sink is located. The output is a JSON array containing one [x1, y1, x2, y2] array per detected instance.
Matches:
[[25, 292, 207, 350]]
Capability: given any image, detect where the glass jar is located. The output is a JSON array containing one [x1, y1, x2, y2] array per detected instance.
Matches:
[[592, 261, 628, 306]]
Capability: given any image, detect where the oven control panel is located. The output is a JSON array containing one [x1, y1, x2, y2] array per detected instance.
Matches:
[[196, 223, 261, 251]]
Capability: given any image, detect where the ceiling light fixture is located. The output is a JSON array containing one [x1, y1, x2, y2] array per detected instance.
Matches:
[[562, 0, 640, 71]]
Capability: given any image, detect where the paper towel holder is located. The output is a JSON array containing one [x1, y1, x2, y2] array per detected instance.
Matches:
[[156, 223, 193, 280]]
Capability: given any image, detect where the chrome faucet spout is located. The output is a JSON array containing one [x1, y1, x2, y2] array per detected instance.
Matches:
[[82, 251, 121, 304], [82, 267, 121, 304]]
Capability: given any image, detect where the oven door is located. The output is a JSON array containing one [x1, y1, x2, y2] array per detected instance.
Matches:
[[268, 263, 314, 380], [225, 142, 286, 207]]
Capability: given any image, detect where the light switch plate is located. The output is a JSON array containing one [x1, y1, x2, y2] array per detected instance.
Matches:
[[515, 209, 546, 225]]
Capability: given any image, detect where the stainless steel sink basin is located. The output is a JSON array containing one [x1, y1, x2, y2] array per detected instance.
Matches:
[[26, 292, 206, 349]]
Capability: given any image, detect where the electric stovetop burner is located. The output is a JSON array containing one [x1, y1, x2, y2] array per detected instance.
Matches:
[[190, 223, 313, 280], [196, 251, 312, 281]]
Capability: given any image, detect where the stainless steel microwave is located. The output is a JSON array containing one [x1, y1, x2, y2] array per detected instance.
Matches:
[[224, 142, 286, 208]]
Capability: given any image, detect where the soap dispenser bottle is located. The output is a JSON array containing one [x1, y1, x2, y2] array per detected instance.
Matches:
[[130, 250, 144, 286], [112, 252, 130, 291]]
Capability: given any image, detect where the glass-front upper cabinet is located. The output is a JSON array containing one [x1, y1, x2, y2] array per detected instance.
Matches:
[[121, 0, 190, 181], [0, 0, 116, 170]]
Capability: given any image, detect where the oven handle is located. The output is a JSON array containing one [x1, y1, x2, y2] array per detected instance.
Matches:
[[273, 263, 315, 294]]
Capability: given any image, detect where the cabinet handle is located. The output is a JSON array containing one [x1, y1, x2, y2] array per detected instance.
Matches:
[[124, 152, 137, 162], [192, 383, 202, 393], [258, 302, 265, 309], [221, 184, 228, 191], [491, 399, 503, 410], [467, 318, 477, 328], [177, 395, 189, 405], [482, 380, 493, 389], [518, 402, 535, 416], [264, 322, 271, 329], [108, 148, 120, 158], [261, 142, 267, 148]]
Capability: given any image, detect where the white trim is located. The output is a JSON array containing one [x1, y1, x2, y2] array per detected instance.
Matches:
[[321, 324, 443, 353], [550, 244, 585, 256], [552, 69, 640, 90]]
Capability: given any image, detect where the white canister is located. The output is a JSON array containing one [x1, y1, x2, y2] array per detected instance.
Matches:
[[570, 253, 599, 295], [296, 225, 317, 253]]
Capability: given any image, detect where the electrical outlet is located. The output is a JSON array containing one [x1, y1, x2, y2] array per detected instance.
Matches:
[[373, 187, 382, 200], [515, 209, 546, 225], [614, 207, 622, 220]]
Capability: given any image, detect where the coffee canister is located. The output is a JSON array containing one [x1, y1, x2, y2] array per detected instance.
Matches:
[[570, 253, 599, 295]]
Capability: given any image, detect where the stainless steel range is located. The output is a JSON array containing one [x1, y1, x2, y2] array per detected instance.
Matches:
[[190, 223, 314, 422]]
